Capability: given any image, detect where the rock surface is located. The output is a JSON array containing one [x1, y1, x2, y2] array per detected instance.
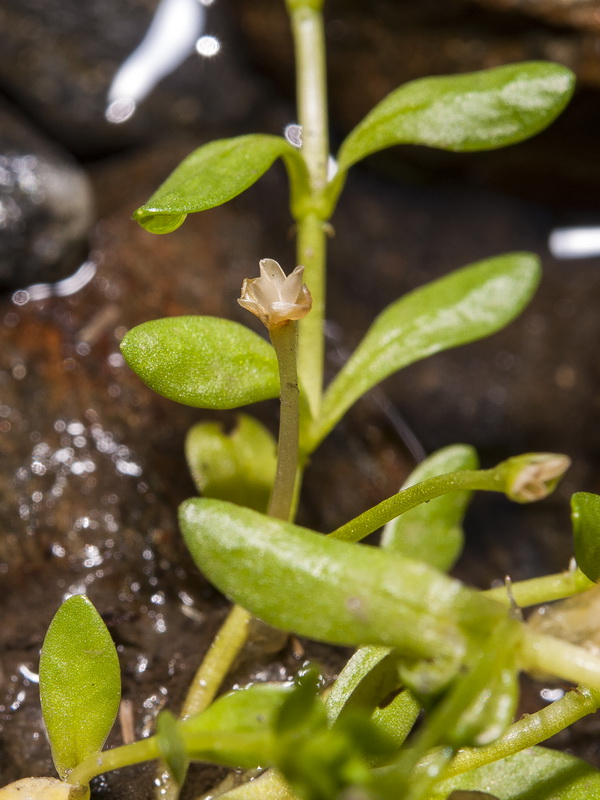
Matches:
[[0, 102, 94, 289], [0, 0, 260, 157]]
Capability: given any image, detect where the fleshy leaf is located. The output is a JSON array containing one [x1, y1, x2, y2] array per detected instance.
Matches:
[[434, 747, 600, 800], [325, 646, 420, 752], [572, 492, 600, 582], [381, 444, 478, 571], [39, 595, 120, 779], [133, 135, 299, 233], [179, 683, 294, 769], [337, 62, 575, 171], [185, 414, 276, 511], [180, 498, 505, 656], [313, 253, 540, 447], [121, 316, 279, 409]]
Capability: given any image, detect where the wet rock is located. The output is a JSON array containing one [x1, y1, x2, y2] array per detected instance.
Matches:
[[0, 102, 94, 289], [0, 0, 261, 158]]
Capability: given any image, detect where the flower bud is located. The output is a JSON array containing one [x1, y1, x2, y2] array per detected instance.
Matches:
[[238, 259, 312, 329], [504, 453, 571, 503]]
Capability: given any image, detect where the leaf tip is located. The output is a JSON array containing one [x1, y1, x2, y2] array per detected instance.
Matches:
[[132, 207, 187, 234]]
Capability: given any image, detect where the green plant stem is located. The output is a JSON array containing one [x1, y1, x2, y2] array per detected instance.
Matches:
[[286, 0, 330, 422], [269, 321, 301, 519], [70, 737, 160, 786], [438, 685, 600, 779], [180, 604, 252, 720], [296, 213, 327, 429], [329, 469, 503, 543], [483, 568, 593, 607], [520, 629, 600, 689]]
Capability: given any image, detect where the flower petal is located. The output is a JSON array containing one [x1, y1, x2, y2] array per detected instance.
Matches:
[[259, 258, 287, 288]]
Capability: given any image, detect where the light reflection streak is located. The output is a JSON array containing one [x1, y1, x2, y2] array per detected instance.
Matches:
[[549, 226, 600, 259], [11, 259, 97, 305], [106, 0, 207, 124]]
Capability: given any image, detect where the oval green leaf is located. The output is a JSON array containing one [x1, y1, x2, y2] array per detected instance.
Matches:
[[39, 595, 121, 779], [179, 683, 294, 769], [381, 444, 478, 571], [133, 135, 298, 233], [121, 316, 279, 409], [185, 414, 276, 511], [435, 747, 600, 800], [313, 253, 540, 447], [179, 498, 504, 657], [572, 492, 600, 582], [338, 62, 575, 171]]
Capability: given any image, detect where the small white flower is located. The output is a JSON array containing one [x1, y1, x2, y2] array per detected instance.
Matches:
[[238, 258, 312, 329]]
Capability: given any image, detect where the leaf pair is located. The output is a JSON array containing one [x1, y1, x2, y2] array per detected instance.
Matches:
[[133, 63, 574, 231], [121, 252, 541, 455]]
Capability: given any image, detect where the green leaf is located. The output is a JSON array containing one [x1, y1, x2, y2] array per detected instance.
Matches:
[[120, 316, 279, 409], [313, 253, 540, 447], [435, 747, 600, 800], [325, 645, 420, 753], [179, 498, 505, 657], [179, 683, 294, 769], [572, 492, 600, 582], [337, 62, 575, 171], [39, 595, 121, 779], [381, 445, 478, 571], [156, 711, 188, 786], [185, 414, 276, 511], [133, 135, 299, 233]]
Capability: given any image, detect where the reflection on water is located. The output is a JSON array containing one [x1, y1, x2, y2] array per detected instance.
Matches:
[[106, 0, 211, 124], [11, 258, 97, 304], [549, 226, 600, 259]]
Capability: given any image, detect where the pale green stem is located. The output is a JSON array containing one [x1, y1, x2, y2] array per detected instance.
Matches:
[[70, 737, 160, 786], [286, 0, 330, 421], [179, 604, 252, 719], [296, 213, 327, 429], [330, 469, 503, 543], [483, 568, 593, 608], [439, 685, 600, 779], [520, 629, 600, 689]]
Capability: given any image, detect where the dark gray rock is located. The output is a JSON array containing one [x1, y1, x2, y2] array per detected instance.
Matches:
[[0, 102, 94, 289], [0, 0, 262, 158]]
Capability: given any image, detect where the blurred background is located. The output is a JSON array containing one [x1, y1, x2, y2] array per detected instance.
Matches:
[[1, 0, 600, 794]]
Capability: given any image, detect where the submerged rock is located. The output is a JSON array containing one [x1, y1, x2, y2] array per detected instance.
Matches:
[[0, 102, 94, 289], [0, 0, 260, 158]]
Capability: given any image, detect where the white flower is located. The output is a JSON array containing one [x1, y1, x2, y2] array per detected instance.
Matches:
[[238, 258, 312, 329]]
